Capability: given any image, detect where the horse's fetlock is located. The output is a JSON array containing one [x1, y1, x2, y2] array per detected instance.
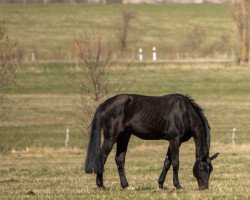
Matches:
[[158, 180, 164, 188], [121, 182, 129, 188], [173, 181, 182, 189]]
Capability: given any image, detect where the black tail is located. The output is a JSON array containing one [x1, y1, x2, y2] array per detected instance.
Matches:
[[84, 106, 102, 174]]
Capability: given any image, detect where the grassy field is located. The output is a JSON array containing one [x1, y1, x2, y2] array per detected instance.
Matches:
[[0, 62, 250, 199], [0, 143, 249, 199], [0, 3, 249, 199], [0, 4, 236, 59], [1, 62, 250, 150]]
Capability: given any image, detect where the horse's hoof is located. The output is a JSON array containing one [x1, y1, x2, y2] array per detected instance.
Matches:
[[125, 186, 135, 190], [97, 185, 106, 190], [177, 186, 184, 190], [158, 184, 164, 189], [174, 184, 183, 190], [156, 187, 166, 191]]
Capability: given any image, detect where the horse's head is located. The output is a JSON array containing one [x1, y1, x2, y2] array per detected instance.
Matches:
[[193, 153, 219, 190]]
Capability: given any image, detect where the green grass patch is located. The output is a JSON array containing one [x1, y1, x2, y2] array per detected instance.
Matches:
[[0, 4, 236, 59], [1, 62, 250, 150]]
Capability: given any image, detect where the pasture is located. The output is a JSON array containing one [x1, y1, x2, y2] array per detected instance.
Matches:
[[0, 4, 236, 59], [0, 3, 249, 199], [0, 143, 249, 199], [0, 62, 250, 199]]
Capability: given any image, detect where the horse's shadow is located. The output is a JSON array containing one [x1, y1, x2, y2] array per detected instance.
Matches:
[[95, 186, 188, 193]]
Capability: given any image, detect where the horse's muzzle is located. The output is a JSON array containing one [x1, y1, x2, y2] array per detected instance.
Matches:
[[198, 180, 209, 190], [198, 183, 209, 190]]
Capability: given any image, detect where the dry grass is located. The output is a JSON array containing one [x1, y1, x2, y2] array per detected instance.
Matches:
[[0, 143, 249, 199], [0, 62, 249, 199]]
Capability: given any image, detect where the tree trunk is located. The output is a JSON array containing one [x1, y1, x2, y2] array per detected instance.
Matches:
[[240, 26, 246, 64], [232, 0, 249, 64]]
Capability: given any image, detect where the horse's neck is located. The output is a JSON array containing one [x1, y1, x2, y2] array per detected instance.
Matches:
[[194, 130, 210, 161]]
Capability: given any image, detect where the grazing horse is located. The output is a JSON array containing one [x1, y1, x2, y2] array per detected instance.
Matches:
[[84, 94, 219, 190]]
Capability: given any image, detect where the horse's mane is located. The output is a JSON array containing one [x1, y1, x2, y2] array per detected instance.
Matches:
[[185, 95, 211, 153]]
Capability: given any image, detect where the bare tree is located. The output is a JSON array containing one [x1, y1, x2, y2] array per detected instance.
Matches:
[[72, 33, 111, 102], [70, 32, 113, 129], [246, 0, 250, 62], [0, 21, 19, 107], [231, 0, 250, 64], [69, 32, 130, 131], [119, 10, 136, 53], [185, 25, 206, 58]]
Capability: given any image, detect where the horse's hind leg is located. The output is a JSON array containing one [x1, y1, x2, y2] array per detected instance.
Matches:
[[115, 132, 131, 188], [96, 138, 115, 188], [158, 146, 171, 189]]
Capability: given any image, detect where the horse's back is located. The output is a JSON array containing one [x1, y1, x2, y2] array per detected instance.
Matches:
[[121, 94, 192, 140], [126, 93, 189, 117]]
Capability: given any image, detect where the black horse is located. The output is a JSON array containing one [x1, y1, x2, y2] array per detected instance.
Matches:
[[84, 93, 219, 190]]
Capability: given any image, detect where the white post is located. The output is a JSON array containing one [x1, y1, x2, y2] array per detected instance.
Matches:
[[31, 52, 35, 62], [65, 128, 70, 148], [113, 53, 117, 61], [152, 46, 157, 61], [232, 128, 236, 150], [139, 48, 143, 61], [176, 53, 180, 60]]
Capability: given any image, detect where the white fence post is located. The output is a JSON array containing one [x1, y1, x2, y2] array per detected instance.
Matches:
[[113, 53, 117, 61], [139, 48, 143, 61], [65, 128, 70, 148], [232, 127, 236, 150], [31, 52, 35, 62], [152, 46, 157, 61]]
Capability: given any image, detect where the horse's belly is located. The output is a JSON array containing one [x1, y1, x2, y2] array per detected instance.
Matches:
[[132, 131, 164, 140], [126, 123, 165, 140], [125, 120, 185, 141]]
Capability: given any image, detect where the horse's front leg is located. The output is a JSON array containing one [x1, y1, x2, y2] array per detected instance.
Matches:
[[169, 138, 182, 190], [158, 146, 171, 189]]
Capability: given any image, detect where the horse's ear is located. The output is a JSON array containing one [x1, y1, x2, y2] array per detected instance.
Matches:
[[210, 152, 219, 160]]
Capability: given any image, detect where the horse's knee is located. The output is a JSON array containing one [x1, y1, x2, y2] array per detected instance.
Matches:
[[164, 158, 171, 168], [115, 155, 124, 168], [171, 159, 179, 169]]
